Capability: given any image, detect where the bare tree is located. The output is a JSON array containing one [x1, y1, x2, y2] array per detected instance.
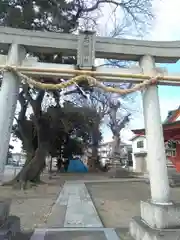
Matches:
[[90, 0, 153, 162], [91, 84, 136, 163], [107, 97, 130, 162], [74, 0, 153, 36]]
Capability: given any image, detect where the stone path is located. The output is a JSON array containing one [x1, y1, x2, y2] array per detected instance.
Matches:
[[31, 228, 120, 240], [30, 182, 121, 240]]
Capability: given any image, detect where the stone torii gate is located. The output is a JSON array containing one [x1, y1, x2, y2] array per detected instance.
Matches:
[[0, 27, 180, 239]]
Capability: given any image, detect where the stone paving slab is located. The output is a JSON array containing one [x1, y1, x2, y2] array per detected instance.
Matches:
[[29, 181, 121, 239], [45, 205, 67, 228], [116, 228, 134, 240], [56, 182, 103, 228], [30, 228, 120, 240], [45, 230, 106, 240]]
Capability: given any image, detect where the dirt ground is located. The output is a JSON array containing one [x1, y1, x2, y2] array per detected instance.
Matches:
[[0, 172, 111, 231], [49, 172, 112, 182], [0, 174, 62, 231], [86, 181, 180, 228], [2, 171, 180, 237]]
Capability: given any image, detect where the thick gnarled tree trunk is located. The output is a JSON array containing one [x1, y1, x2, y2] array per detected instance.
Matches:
[[9, 142, 48, 188], [21, 143, 47, 181], [9, 114, 49, 188]]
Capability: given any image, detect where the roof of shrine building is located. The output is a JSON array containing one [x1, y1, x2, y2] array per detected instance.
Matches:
[[164, 105, 180, 124], [132, 106, 180, 140]]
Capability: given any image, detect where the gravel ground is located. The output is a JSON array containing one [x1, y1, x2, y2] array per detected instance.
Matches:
[[86, 181, 180, 228], [0, 175, 62, 231]]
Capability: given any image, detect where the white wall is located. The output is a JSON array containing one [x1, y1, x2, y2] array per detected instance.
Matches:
[[132, 136, 173, 172], [132, 136, 147, 154], [132, 136, 147, 172]]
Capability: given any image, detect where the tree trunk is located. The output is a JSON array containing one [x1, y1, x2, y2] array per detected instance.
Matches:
[[113, 135, 120, 157], [22, 143, 47, 179], [88, 146, 98, 171], [24, 150, 35, 166], [7, 142, 48, 188], [49, 157, 53, 173], [48, 156, 53, 179], [17, 111, 50, 185], [88, 124, 100, 171], [57, 157, 62, 172]]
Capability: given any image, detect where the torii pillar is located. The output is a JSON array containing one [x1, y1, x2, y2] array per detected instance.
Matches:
[[141, 55, 170, 204], [0, 44, 26, 182], [129, 55, 180, 240]]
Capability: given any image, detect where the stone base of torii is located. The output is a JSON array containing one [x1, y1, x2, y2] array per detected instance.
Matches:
[[0, 28, 180, 239]]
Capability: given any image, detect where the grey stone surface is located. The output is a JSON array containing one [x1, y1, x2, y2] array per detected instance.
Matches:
[[115, 228, 134, 240], [12, 231, 33, 240], [7, 216, 21, 235], [55, 184, 69, 206], [129, 216, 180, 240], [29, 229, 46, 240], [0, 198, 11, 225], [45, 206, 67, 228], [30, 181, 124, 239], [0, 215, 20, 239], [58, 183, 103, 228], [31, 228, 120, 240], [45, 230, 106, 240], [141, 200, 180, 229], [104, 229, 120, 240], [0, 26, 180, 63]]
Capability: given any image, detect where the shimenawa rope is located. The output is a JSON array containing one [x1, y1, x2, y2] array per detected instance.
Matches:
[[2, 65, 158, 94]]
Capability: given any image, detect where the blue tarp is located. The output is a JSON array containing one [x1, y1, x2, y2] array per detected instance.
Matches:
[[67, 158, 88, 173]]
